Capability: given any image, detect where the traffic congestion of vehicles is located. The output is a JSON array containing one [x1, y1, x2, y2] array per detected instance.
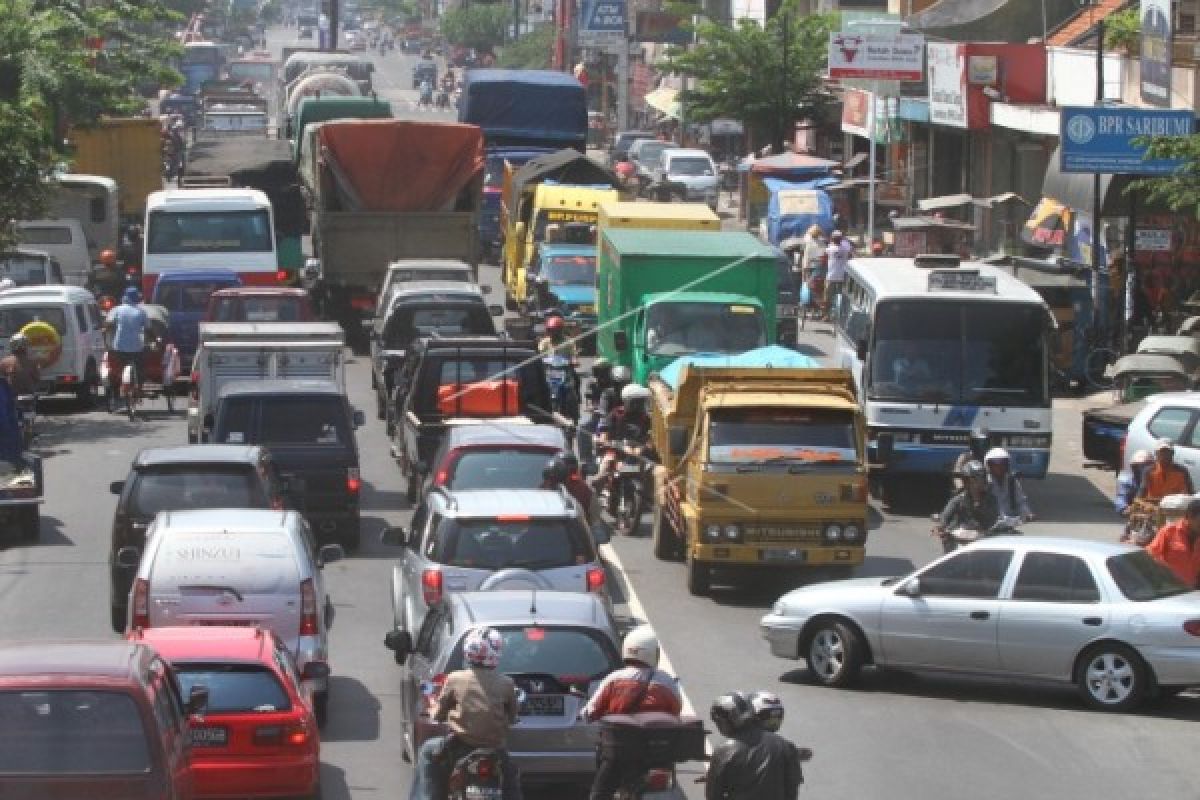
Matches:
[[4, 15, 1200, 800]]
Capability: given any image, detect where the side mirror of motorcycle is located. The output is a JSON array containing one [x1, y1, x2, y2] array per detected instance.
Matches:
[[898, 577, 921, 597]]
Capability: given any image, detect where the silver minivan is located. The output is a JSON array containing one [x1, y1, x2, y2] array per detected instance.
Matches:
[[118, 508, 343, 723], [382, 487, 610, 638]]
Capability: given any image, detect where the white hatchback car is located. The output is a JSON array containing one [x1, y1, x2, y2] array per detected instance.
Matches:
[[117, 508, 343, 723], [1120, 392, 1200, 486]]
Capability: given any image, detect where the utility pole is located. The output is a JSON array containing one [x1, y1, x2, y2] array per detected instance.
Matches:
[[779, 11, 790, 152], [328, 0, 339, 51], [1093, 16, 1107, 336]]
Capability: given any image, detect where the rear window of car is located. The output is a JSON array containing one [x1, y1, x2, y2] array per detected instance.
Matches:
[[0, 689, 151, 774], [0, 306, 67, 336], [446, 626, 619, 681], [156, 281, 239, 313], [436, 517, 591, 569], [210, 296, 307, 322], [174, 664, 292, 713], [1106, 550, 1192, 601], [131, 467, 266, 516], [385, 303, 494, 349], [447, 448, 559, 490], [218, 396, 350, 447]]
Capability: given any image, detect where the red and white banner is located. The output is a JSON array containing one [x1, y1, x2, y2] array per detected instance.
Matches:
[[828, 33, 924, 81]]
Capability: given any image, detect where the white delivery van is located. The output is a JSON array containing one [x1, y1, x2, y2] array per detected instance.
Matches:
[[0, 286, 106, 404]]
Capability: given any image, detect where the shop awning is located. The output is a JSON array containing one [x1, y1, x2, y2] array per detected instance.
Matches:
[[891, 215, 976, 231], [918, 192, 1027, 211], [644, 87, 680, 119]]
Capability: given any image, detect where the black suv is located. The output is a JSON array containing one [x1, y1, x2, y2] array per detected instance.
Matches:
[[389, 336, 562, 502], [210, 379, 366, 552], [368, 281, 501, 426], [108, 445, 286, 633]]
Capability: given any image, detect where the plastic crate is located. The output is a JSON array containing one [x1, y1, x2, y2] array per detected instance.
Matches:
[[598, 713, 707, 764]]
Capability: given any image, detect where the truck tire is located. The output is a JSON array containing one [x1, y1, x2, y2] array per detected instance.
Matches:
[[686, 550, 711, 596], [76, 365, 98, 409], [111, 603, 127, 634], [651, 504, 681, 561], [19, 505, 39, 542]]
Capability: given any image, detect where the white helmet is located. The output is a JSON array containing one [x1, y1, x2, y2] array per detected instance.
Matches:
[[621, 624, 660, 668], [621, 383, 650, 403], [612, 365, 632, 384], [984, 447, 1011, 465]]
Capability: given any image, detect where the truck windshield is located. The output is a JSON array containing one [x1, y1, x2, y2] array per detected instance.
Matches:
[[532, 211, 597, 242], [645, 302, 764, 356], [868, 300, 1048, 407], [541, 256, 595, 285], [709, 408, 859, 464], [147, 210, 273, 254]]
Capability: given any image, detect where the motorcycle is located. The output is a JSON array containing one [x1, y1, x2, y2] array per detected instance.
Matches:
[[598, 713, 709, 800], [424, 683, 524, 800], [932, 515, 1022, 553], [542, 354, 579, 421], [602, 439, 649, 536]]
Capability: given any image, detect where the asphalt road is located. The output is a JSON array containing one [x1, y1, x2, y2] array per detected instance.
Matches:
[[1, 26, 1195, 800]]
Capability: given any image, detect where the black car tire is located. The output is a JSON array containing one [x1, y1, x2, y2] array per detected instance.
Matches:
[[111, 603, 127, 634], [314, 688, 329, 728], [342, 522, 361, 553], [804, 619, 863, 688], [651, 504, 681, 561], [1076, 643, 1147, 712], [686, 550, 710, 596], [19, 505, 39, 542], [76, 366, 98, 408]]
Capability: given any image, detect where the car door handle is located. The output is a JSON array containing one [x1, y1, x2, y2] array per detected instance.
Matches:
[[1082, 617, 1103, 626], [969, 611, 990, 620]]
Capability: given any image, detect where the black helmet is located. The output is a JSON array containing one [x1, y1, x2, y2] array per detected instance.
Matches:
[[710, 691, 755, 737], [543, 457, 568, 484], [561, 452, 580, 475]]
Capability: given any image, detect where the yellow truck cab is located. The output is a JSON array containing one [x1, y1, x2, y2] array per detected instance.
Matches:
[[502, 183, 618, 308], [648, 355, 868, 596], [596, 201, 721, 238]]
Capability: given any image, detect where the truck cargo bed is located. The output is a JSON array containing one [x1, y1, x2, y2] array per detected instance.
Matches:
[[315, 212, 478, 287]]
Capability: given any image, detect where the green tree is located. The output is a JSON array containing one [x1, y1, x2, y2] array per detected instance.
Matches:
[[439, 5, 509, 53], [665, 3, 838, 150], [1104, 7, 1140, 52], [498, 22, 554, 69], [1132, 134, 1200, 211]]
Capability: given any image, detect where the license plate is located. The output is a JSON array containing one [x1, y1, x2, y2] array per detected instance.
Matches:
[[465, 788, 504, 800], [746, 526, 821, 541], [189, 619, 259, 627], [520, 695, 565, 716], [190, 726, 228, 746], [762, 547, 809, 562]]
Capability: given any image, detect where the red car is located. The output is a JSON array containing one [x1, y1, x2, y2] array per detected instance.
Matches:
[[130, 627, 323, 800], [204, 287, 316, 324]]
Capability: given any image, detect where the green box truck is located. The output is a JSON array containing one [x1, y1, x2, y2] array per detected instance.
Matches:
[[597, 229, 779, 384]]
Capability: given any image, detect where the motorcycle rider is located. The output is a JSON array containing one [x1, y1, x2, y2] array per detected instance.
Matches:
[[585, 358, 615, 409], [595, 383, 654, 489], [983, 447, 1034, 522], [419, 78, 434, 107], [1137, 439, 1194, 502], [1116, 449, 1155, 515], [582, 625, 682, 800], [537, 314, 577, 359], [408, 627, 522, 800], [0, 334, 40, 397], [104, 287, 150, 402], [707, 691, 804, 800], [1145, 495, 1200, 588], [933, 460, 1000, 553]]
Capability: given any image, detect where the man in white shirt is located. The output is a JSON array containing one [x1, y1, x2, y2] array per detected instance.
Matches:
[[823, 230, 852, 320]]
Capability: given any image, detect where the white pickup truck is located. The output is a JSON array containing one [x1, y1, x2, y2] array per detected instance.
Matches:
[[188, 321, 346, 443]]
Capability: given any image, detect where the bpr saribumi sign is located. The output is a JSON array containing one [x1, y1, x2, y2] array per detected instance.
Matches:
[[579, 0, 626, 45], [1060, 106, 1193, 174]]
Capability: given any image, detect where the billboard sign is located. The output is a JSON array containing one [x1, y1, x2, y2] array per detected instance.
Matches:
[[1060, 106, 1192, 174], [828, 32, 924, 81], [927, 42, 967, 128], [1140, 0, 1172, 107], [579, 0, 626, 45], [633, 11, 688, 44]]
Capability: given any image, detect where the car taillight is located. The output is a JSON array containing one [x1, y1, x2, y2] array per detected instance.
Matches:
[[347, 467, 361, 494], [131, 578, 150, 630], [434, 450, 463, 488], [276, 269, 289, 283], [300, 579, 318, 635], [645, 769, 673, 791], [1184, 620, 1200, 636], [189, 370, 199, 402], [421, 569, 443, 606], [586, 566, 605, 592], [254, 723, 310, 746]]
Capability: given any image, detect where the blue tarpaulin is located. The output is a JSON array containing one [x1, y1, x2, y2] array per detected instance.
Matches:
[[459, 70, 588, 149], [656, 345, 820, 390], [764, 178, 836, 246]]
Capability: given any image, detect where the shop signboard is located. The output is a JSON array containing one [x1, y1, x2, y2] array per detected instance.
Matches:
[[634, 11, 688, 44], [579, 0, 626, 45], [828, 32, 924, 81], [1140, 0, 1172, 107], [1060, 106, 1192, 174], [927, 42, 967, 128], [1136, 228, 1172, 251]]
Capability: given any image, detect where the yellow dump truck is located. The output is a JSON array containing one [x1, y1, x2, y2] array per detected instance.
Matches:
[[69, 117, 163, 225], [649, 362, 868, 596]]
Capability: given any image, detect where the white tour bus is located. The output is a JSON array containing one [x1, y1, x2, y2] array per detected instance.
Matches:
[[142, 189, 279, 296], [833, 255, 1054, 492]]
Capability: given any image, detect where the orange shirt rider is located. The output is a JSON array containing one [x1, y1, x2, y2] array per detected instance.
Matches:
[[1138, 440, 1195, 502], [1146, 499, 1200, 589]]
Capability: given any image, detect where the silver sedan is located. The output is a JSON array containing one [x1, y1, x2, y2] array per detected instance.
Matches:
[[760, 537, 1200, 711]]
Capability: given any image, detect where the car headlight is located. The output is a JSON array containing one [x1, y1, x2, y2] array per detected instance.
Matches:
[[724, 524, 740, 541], [771, 601, 786, 616], [843, 524, 861, 542], [705, 524, 721, 541], [824, 523, 843, 542]]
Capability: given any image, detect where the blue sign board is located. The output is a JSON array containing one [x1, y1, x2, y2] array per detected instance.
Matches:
[[1060, 106, 1193, 174], [579, 0, 626, 42]]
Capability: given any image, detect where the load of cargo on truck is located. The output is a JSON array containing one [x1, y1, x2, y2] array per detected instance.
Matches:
[[458, 69, 588, 151]]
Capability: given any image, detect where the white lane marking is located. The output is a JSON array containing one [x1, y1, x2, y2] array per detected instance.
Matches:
[[600, 540, 714, 758]]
